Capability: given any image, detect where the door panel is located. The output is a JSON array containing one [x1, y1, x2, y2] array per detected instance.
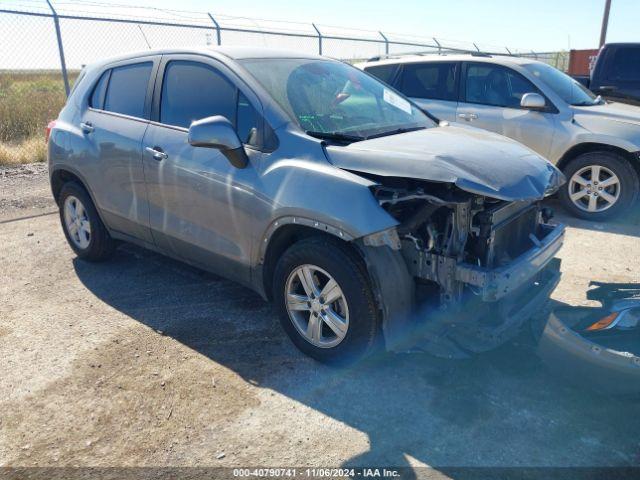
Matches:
[[457, 62, 556, 158], [455, 102, 556, 157], [141, 55, 267, 285], [81, 110, 152, 241], [79, 59, 157, 243], [142, 125, 260, 284], [411, 98, 458, 122]]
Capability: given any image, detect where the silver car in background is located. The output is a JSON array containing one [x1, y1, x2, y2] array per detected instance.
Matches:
[[49, 47, 565, 363], [360, 54, 640, 220]]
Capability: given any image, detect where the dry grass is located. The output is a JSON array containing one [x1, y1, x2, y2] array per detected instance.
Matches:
[[0, 137, 47, 166], [0, 70, 78, 165]]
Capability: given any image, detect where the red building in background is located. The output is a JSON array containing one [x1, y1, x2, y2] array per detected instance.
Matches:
[[568, 49, 600, 76]]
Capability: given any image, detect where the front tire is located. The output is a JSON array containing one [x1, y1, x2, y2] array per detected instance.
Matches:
[[58, 182, 116, 261], [559, 151, 639, 221], [273, 237, 379, 365]]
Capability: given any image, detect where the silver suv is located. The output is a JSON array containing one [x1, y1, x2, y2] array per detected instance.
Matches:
[[360, 53, 640, 220], [48, 47, 565, 363]]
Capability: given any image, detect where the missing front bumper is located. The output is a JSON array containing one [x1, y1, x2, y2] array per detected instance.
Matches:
[[405, 222, 565, 303]]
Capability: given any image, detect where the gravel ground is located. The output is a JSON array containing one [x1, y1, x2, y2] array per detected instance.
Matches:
[[1, 164, 639, 471]]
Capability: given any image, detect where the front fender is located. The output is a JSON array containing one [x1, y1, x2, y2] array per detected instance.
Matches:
[[255, 156, 399, 263]]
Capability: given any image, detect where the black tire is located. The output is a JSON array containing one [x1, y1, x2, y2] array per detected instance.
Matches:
[[559, 151, 639, 221], [58, 181, 116, 261], [272, 236, 379, 365]]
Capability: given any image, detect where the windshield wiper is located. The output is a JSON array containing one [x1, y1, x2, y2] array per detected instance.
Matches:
[[364, 126, 427, 140], [572, 96, 603, 107], [305, 131, 364, 143]]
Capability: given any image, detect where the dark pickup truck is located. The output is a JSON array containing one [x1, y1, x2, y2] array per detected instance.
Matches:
[[575, 43, 640, 106]]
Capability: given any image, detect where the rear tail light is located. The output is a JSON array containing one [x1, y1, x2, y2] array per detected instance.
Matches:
[[45, 120, 56, 144]]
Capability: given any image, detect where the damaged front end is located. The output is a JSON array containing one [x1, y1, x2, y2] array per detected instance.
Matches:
[[362, 177, 565, 358]]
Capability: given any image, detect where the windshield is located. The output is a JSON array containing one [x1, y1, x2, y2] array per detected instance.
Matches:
[[239, 58, 434, 140], [523, 62, 599, 106]]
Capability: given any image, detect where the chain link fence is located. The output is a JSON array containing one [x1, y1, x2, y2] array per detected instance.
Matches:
[[0, 0, 569, 165]]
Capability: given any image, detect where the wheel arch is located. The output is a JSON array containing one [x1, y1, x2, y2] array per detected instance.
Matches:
[[50, 166, 110, 227], [259, 219, 360, 302], [556, 142, 640, 177], [259, 219, 415, 352], [51, 167, 92, 204]]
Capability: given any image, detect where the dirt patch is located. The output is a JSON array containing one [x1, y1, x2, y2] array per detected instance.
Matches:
[[1, 164, 640, 468], [0, 163, 53, 219], [1, 326, 259, 466]]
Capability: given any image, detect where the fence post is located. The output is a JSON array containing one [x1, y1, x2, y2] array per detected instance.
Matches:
[[433, 37, 441, 54], [312, 23, 322, 55], [378, 31, 389, 55], [207, 13, 222, 45], [46, 0, 70, 97]]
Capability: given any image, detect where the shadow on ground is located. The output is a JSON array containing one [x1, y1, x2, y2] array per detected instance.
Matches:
[[73, 244, 640, 477], [547, 198, 640, 238]]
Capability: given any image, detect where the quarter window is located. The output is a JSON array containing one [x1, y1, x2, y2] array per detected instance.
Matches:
[[103, 62, 152, 118], [89, 70, 110, 109], [160, 61, 236, 129], [400, 62, 457, 101], [364, 64, 400, 86], [465, 63, 541, 108]]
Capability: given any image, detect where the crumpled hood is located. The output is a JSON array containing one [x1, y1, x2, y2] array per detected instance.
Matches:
[[573, 102, 640, 128], [325, 124, 565, 201]]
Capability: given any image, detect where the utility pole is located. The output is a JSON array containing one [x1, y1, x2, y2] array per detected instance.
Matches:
[[599, 0, 612, 47]]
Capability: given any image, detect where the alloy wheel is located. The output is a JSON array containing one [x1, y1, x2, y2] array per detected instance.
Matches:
[[285, 264, 349, 348], [568, 164, 621, 213], [63, 195, 92, 249]]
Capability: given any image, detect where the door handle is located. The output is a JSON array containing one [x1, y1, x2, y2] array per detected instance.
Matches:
[[457, 113, 478, 121], [600, 85, 618, 91], [145, 146, 168, 161], [80, 121, 94, 133]]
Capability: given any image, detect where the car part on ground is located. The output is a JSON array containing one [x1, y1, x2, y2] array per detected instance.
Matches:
[[536, 282, 640, 395]]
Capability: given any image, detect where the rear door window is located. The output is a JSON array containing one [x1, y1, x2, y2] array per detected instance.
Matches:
[[160, 60, 236, 129], [399, 62, 457, 101], [103, 62, 152, 118]]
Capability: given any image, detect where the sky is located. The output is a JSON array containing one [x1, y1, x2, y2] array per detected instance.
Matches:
[[2, 0, 639, 70], [59, 0, 640, 52]]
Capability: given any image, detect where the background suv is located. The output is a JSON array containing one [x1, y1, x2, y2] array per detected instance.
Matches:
[[49, 47, 564, 363], [360, 53, 640, 220]]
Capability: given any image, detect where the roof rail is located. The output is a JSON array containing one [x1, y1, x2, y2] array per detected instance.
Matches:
[[366, 48, 495, 62]]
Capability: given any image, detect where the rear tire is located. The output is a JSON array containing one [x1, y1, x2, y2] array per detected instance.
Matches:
[[559, 151, 639, 221], [58, 182, 116, 262], [273, 236, 379, 365]]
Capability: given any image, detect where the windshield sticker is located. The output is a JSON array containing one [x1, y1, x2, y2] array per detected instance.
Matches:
[[383, 88, 412, 114]]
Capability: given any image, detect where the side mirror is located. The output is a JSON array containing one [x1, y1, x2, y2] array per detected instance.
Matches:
[[520, 92, 546, 110], [188, 115, 248, 169]]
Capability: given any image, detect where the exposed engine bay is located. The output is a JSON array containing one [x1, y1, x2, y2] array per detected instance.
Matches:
[[362, 175, 565, 358]]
